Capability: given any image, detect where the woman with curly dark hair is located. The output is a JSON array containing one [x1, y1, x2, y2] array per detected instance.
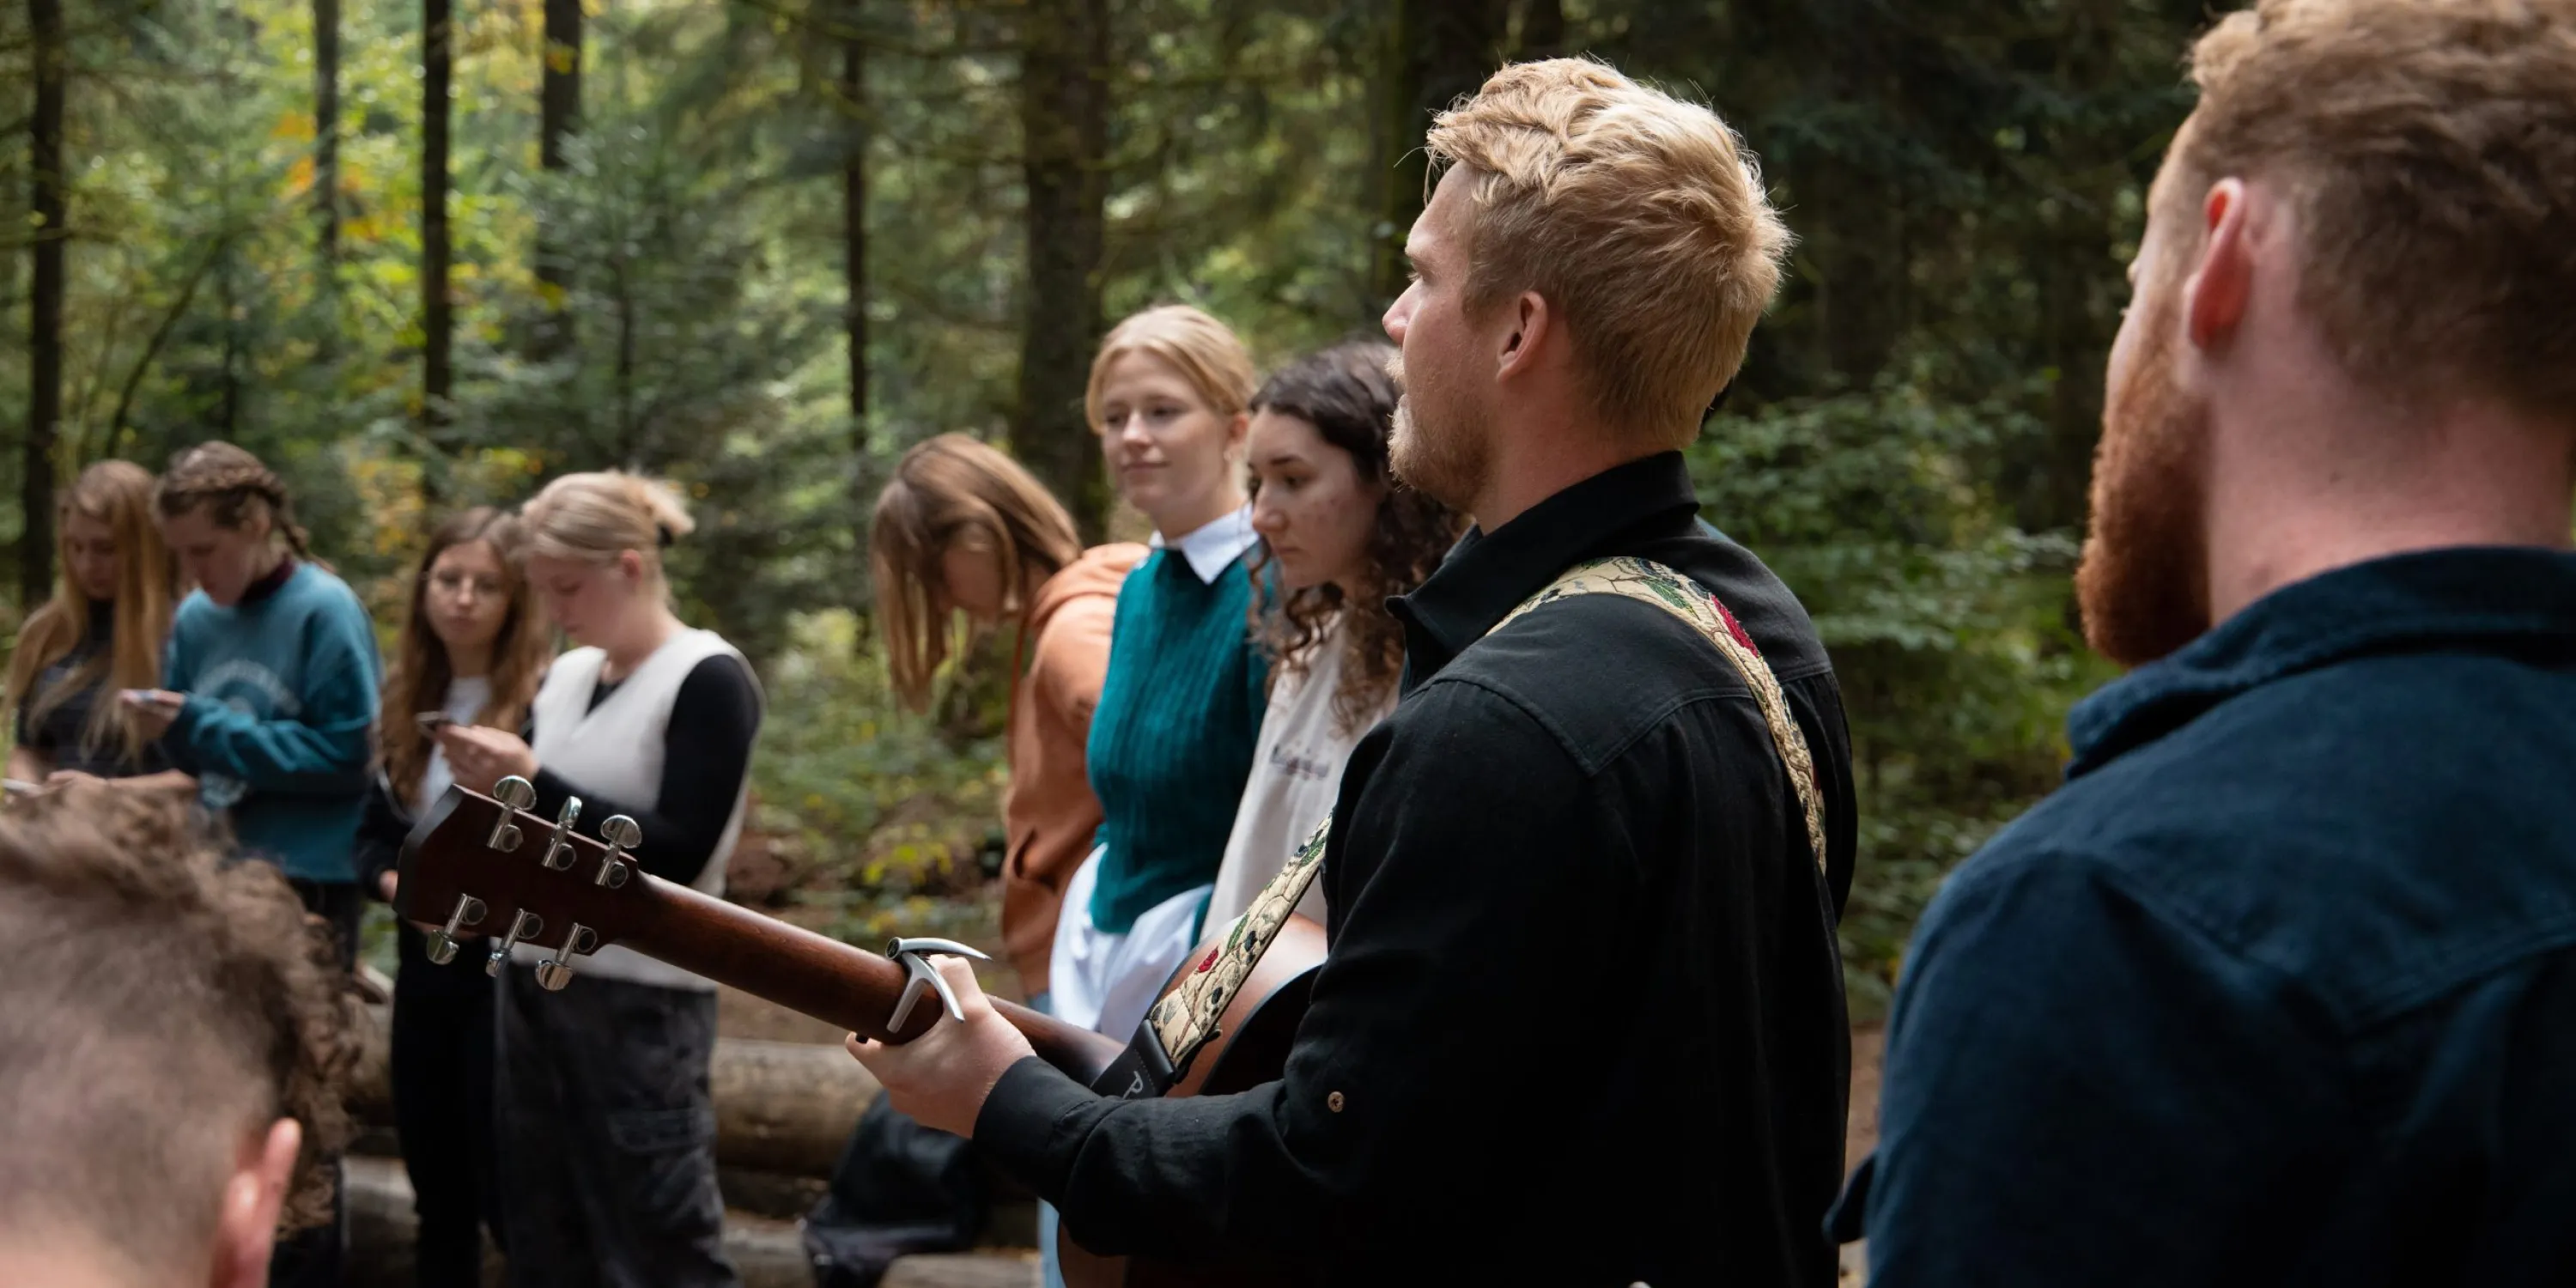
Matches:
[[1206, 340, 1462, 927]]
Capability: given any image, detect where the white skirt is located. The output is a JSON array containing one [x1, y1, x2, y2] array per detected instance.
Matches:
[[1046, 844, 1213, 1042]]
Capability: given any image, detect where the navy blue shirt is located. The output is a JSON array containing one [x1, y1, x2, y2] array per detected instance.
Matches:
[[1838, 547, 2576, 1286]]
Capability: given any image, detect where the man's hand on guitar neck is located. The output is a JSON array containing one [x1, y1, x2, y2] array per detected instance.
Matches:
[[844, 954, 1036, 1138]]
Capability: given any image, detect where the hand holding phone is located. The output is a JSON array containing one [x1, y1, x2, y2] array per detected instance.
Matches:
[[118, 689, 185, 738]]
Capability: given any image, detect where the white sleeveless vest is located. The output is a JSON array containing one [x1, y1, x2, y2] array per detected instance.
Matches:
[[509, 628, 760, 991]]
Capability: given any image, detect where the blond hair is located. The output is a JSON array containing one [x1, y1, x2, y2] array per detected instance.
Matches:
[[1425, 58, 1790, 448], [519, 471, 696, 595], [2160, 0, 2576, 416], [869, 434, 1085, 711], [4, 461, 179, 771], [1083, 305, 1259, 431]]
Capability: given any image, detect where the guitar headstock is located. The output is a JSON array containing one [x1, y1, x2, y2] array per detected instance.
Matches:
[[395, 776, 647, 991]]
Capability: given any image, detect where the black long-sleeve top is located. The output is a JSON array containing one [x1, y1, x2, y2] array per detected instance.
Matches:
[[524, 653, 762, 886], [973, 452, 1861, 1286]]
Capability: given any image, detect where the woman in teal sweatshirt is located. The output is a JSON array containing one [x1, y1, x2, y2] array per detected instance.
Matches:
[[128, 442, 380, 1288], [128, 442, 381, 952]]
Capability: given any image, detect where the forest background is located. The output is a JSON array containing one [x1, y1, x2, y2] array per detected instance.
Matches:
[[0, 0, 2212, 1019]]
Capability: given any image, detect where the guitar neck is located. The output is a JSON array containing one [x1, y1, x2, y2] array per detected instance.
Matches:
[[611, 870, 1124, 1083]]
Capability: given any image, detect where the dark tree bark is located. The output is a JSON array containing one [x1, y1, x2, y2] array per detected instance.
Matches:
[[1368, 0, 1510, 309], [841, 1, 867, 428], [218, 259, 241, 440], [422, 0, 453, 433], [841, 0, 872, 603], [314, 0, 340, 265], [1012, 0, 1112, 541], [533, 0, 582, 356], [25, 0, 65, 602]]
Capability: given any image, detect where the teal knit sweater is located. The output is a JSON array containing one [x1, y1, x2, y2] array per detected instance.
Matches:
[[1084, 546, 1269, 933]]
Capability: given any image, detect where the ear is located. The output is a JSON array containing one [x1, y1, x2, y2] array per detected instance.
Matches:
[[2184, 179, 2253, 352], [210, 1118, 300, 1288], [1495, 291, 1554, 384], [617, 549, 647, 585], [1224, 410, 1251, 456]]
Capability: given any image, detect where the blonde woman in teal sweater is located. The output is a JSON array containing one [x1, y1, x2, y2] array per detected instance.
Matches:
[[1048, 304, 1270, 1047], [1035, 303, 1267, 1288]]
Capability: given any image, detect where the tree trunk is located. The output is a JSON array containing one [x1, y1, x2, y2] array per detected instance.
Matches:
[[218, 258, 242, 440], [1368, 0, 1510, 309], [25, 0, 65, 603], [841, 10, 867, 428], [314, 0, 340, 266], [1011, 0, 1112, 541], [841, 0, 872, 605], [534, 0, 582, 356], [422, 0, 453, 430]]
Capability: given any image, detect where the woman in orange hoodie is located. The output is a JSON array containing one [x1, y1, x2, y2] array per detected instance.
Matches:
[[870, 432, 1144, 1010]]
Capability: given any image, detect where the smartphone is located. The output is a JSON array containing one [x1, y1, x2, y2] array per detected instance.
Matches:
[[415, 712, 454, 733], [2, 778, 40, 796]]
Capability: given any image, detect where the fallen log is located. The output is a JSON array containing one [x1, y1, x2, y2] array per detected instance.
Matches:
[[348, 1005, 880, 1176]]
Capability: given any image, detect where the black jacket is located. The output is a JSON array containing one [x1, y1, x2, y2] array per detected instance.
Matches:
[[978, 452, 1859, 1286]]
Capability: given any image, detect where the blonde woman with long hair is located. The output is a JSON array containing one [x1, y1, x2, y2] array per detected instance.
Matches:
[[433, 470, 762, 1288], [5, 459, 180, 791], [6, 459, 180, 788]]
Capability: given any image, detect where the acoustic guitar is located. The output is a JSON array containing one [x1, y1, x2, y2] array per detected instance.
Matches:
[[396, 778, 1323, 1287]]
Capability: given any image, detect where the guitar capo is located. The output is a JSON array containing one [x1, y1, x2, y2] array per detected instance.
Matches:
[[883, 937, 991, 1032]]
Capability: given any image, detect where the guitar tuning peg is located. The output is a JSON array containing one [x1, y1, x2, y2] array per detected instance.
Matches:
[[487, 776, 537, 852], [539, 795, 582, 872], [594, 815, 641, 888], [425, 893, 487, 966], [486, 909, 542, 978], [536, 923, 598, 991]]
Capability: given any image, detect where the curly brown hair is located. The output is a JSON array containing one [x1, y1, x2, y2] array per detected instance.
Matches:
[[1246, 342, 1464, 736], [0, 784, 360, 1270]]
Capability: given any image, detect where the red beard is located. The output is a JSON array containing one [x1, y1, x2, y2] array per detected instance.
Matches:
[[2075, 298, 2212, 669]]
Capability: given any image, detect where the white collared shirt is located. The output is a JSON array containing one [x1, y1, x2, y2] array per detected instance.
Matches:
[[1148, 503, 1259, 584]]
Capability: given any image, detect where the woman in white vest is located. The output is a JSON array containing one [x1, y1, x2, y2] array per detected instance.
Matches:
[[434, 470, 762, 1288]]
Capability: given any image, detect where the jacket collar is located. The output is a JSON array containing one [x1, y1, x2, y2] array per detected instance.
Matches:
[[1390, 451, 1702, 690], [2066, 545, 2576, 778]]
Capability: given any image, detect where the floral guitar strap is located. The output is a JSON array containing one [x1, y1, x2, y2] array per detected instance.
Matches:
[[1145, 555, 1828, 1075]]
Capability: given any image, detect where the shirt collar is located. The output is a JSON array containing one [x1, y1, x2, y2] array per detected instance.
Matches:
[[2065, 544, 2576, 778], [1389, 451, 1702, 688], [1148, 504, 1259, 585], [240, 556, 299, 606]]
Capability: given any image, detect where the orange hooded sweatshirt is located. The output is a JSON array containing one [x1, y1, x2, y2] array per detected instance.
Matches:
[[1002, 543, 1145, 995]]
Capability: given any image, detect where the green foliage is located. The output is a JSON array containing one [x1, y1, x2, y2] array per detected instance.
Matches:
[[0, 0, 2212, 1012], [748, 610, 1009, 945], [1692, 381, 2118, 1018]]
